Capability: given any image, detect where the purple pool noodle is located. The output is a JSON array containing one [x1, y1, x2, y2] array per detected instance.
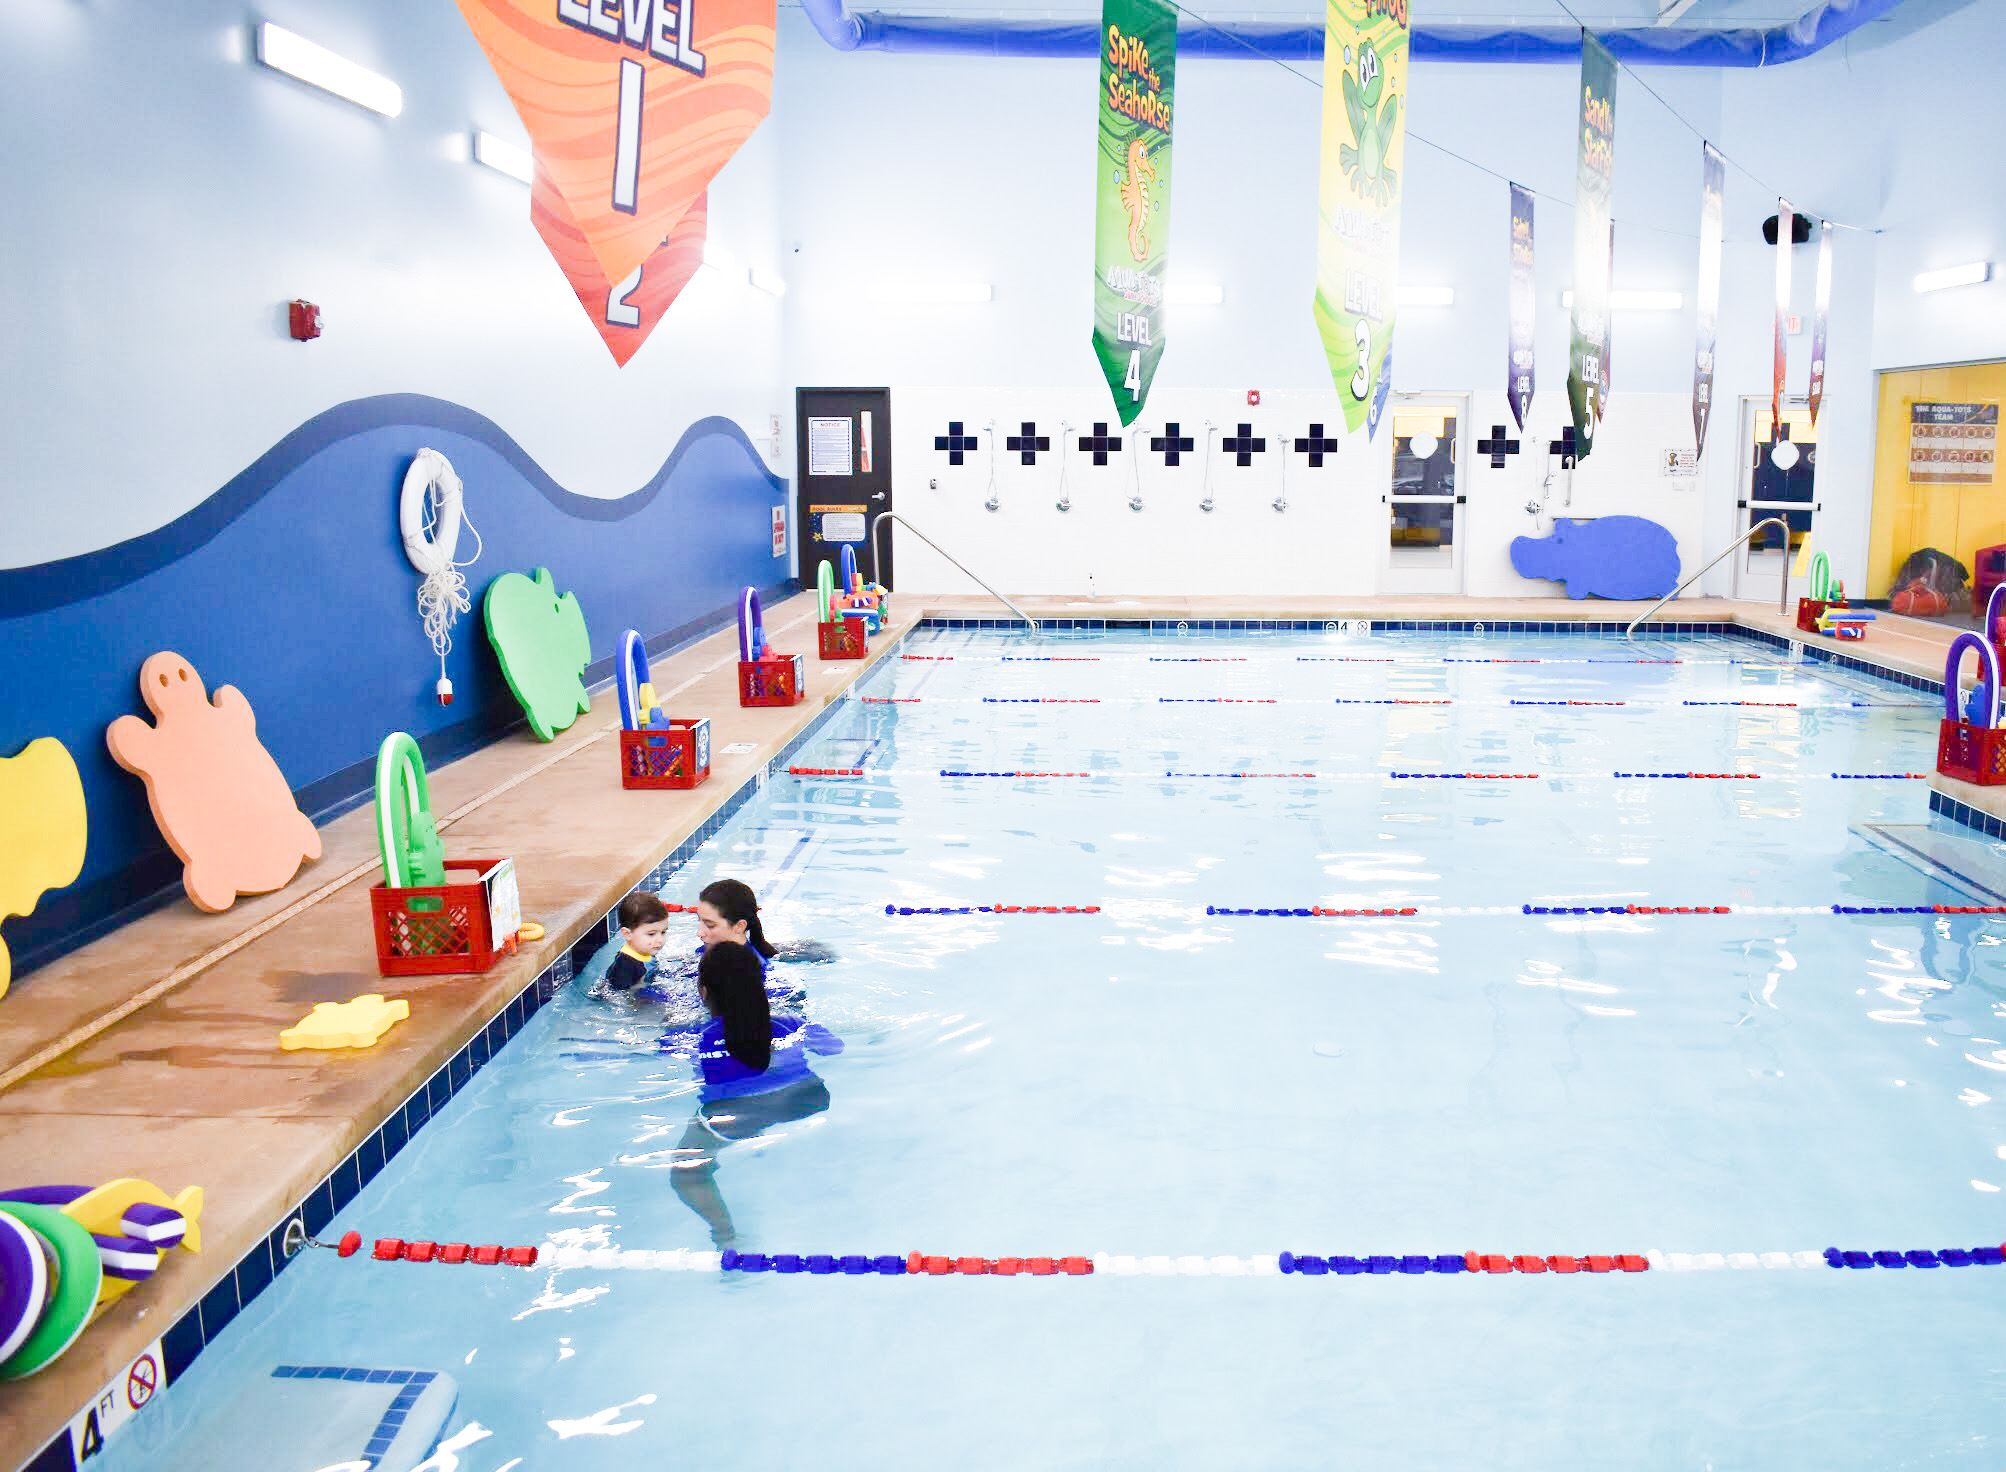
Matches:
[[120, 1200, 187, 1250], [0, 1186, 90, 1208], [92, 1232, 162, 1282], [0, 1209, 49, 1365]]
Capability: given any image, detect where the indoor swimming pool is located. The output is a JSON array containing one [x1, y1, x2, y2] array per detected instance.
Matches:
[[101, 625, 2006, 1470]]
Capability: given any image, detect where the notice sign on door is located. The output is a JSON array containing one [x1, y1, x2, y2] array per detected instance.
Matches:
[[811, 504, 868, 544], [1910, 402, 1998, 485], [771, 505, 787, 557], [808, 418, 853, 477]]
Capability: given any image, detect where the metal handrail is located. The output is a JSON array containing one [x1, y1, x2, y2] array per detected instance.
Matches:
[[870, 512, 1039, 633], [1624, 517, 1789, 640]]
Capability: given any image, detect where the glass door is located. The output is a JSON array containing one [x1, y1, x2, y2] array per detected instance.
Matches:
[[1381, 396, 1467, 595], [1732, 396, 1817, 606]]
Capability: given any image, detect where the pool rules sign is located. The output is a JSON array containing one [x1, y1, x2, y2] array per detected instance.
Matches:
[[1092, 0, 1176, 426]]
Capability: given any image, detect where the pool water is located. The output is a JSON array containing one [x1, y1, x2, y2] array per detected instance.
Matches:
[[98, 628, 2006, 1471]]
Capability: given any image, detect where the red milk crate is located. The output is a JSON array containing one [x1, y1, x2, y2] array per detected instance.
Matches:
[[1938, 719, 2006, 786], [370, 858, 518, 976], [1796, 597, 1834, 632], [818, 618, 868, 660], [739, 652, 806, 707], [618, 717, 711, 790]]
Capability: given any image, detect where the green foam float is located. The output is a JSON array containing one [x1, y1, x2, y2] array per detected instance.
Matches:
[[375, 732, 445, 892], [483, 568, 591, 742]]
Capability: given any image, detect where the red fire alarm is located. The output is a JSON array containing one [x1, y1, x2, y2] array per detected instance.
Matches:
[[1246, 389, 1261, 406], [289, 300, 322, 341]]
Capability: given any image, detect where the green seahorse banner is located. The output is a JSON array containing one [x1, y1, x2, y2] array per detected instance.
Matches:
[[1092, 0, 1176, 426], [1314, 0, 1409, 438], [1566, 30, 1617, 462]]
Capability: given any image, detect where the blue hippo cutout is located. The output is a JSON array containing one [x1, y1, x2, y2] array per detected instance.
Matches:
[[1510, 516, 1681, 600]]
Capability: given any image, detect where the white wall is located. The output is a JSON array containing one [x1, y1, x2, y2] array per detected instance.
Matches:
[[0, 0, 790, 568]]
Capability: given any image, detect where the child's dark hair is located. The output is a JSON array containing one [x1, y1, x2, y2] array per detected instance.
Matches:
[[699, 942, 771, 1070], [700, 879, 775, 958], [618, 891, 670, 930]]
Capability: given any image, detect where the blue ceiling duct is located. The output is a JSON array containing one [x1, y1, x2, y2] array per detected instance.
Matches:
[[796, 0, 1908, 65]]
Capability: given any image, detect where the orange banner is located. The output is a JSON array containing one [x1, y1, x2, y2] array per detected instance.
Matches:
[[454, 0, 774, 288], [536, 178, 706, 366]]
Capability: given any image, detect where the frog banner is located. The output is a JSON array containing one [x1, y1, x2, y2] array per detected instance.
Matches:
[[1315, 0, 1409, 438], [1507, 183, 1535, 433], [1092, 0, 1176, 426], [1693, 142, 1723, 456], [1566, 31, 1616, 461]]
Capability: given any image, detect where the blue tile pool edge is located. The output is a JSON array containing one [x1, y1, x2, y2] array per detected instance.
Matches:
[[18, 646, 883, 1472]]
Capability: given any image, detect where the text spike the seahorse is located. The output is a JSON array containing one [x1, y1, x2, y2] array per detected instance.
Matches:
[[1092, 0, 1177, 427]]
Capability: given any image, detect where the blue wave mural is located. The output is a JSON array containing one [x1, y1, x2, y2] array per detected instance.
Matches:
[[0, 394, 791, 981]]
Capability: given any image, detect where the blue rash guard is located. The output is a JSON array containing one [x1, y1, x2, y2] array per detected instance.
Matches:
[[694, 1015, 844, 1101]]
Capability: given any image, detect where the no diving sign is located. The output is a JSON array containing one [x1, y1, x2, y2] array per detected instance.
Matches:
[[67, 1339, 167, 1463]]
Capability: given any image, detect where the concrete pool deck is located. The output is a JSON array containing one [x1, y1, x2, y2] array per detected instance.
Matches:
[[0, 592, 1978, 1467]]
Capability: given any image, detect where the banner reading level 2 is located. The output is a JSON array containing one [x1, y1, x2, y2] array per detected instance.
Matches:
[[1093, 0, 1176, 427], [1315, 0, 1410, 438]]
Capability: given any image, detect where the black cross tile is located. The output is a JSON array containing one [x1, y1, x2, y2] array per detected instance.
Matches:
[[1548, 425, 1579, 470], [1004, 422, 1050, 465], [1477, 425, 1521, 469], [1292, 423, 1340, 468], [1221, 424, 1268, 467], [1078, 423, 1123, 465], [934, 421, 980, 466], [1149, 422, 1196, 466]]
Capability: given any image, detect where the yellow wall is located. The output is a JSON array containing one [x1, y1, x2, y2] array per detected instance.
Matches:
[[1869, 362, 2006, 597]]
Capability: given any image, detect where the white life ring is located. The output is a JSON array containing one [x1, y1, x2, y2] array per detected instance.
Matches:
[[401, 448, 464, 576], [399, 449, 480, 699]]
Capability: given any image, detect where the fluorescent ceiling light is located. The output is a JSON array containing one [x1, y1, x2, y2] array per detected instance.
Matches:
[[1560, 289, 1682, 311], [1167, 280, 1224, 305], [1914, 261, 1992, 293], [1396, 285, 1454, 307], [473, 130, 532, 184], [256, 22, 402, 117], [866, 282, 993, 304], [748, 265, 787, 297]]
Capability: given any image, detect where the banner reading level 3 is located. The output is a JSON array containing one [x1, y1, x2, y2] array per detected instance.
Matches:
[[1315, 0, 1409, 438], [1093, 0, 1176, 427]]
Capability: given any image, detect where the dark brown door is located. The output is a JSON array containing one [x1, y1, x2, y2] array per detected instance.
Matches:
[[796, 387, 893, 591]]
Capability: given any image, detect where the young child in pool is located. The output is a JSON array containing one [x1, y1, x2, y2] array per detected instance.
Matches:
[[666, 939, 844, 1246], [602, 891, 673, 993]]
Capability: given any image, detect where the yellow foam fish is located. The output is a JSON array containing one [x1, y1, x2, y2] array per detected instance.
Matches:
[[280, 995, 410, 1051], [0, 737, 89, 1000]]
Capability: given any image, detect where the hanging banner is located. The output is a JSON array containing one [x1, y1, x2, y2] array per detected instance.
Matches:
[[1314, 0, 1409, 438], [1692, 142, 1724, 457], [1507, 183, 1535, 433], [452, 0, 776, 290], [1092, 0, 1176, 426], [536, 181, 706, 367], [1566, 32, 1616, 462], [1773, 196, 1793, 432], [1809, 220, 1833, 425]]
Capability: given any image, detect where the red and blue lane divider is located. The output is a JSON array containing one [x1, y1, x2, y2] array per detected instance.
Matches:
[[1209, 906, 1418, 917], [1336, 698, 1452, 706], [982, 697, 1102, 703], [1000, 656, 1102, 662], [302, 1232, 540, 1267], [1149, 657, 1249, 662], [787, 766, 865, 776], [1163, 771, 1322, 778], [939, 770, 1099, 778], [1162, 698, 1280, 704], [1390, 771, 1540, 780], [886, 904, 1102, 915], [1823, 1247, 2005, 1269], [723, 1251, 1094, 1276]]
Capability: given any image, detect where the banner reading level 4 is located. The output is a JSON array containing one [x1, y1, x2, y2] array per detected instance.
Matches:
[[1092, 0, 1176, 427]]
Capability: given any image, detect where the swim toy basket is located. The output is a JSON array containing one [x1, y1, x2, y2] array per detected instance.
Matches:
[[369, 858, 515, 976], [1938, 633, 2006, 786], [816, 561, 867, 660], [736, 587, 806, 707], [614, 631, 712, 789], [1795, 552, 1841, 632]]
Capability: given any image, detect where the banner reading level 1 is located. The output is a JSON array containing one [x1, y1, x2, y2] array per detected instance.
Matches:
[[1315, 0, 1409, 438], [1566, 31, 1616, 462], [1092, 0, 1176, 427], [1693, 142, 1723, 457]]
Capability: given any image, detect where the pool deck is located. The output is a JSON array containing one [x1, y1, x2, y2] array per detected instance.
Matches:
[[0, 591, 1978, 1466]]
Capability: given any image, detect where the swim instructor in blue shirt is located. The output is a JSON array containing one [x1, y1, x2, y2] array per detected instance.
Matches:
[[666, 940, 843, 1247]]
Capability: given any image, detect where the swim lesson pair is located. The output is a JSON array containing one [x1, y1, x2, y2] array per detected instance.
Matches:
[[600, 878, 843, 1248]]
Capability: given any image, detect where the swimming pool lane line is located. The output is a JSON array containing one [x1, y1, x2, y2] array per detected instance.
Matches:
[[529, 1244, 2006, 1278], [868, 902, 2006, 919], [859, 696, 1935, 708]]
